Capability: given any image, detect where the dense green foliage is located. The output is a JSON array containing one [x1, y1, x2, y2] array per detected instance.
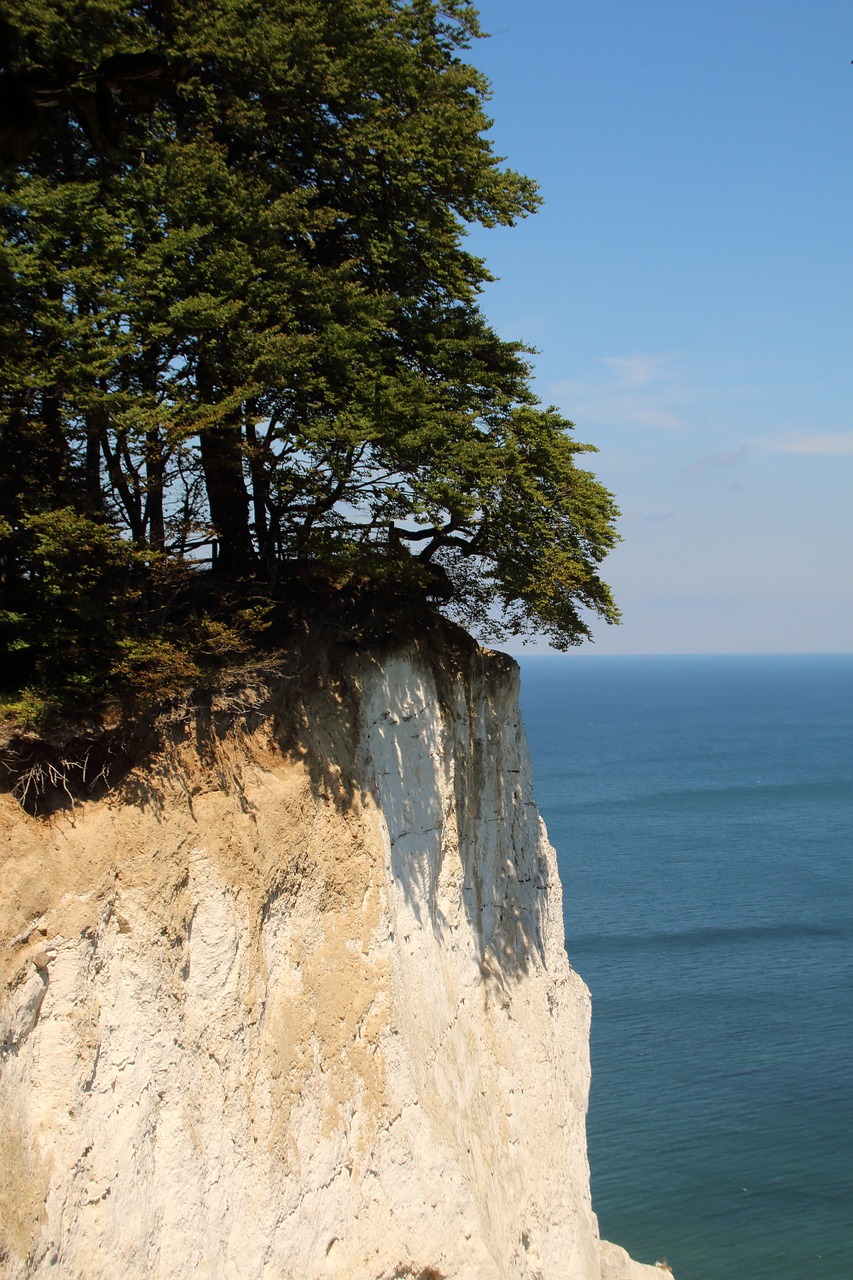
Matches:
[[1, 0, 620, 718]]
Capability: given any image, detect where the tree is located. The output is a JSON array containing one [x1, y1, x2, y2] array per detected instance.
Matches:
[[1, 0, 619, 714]]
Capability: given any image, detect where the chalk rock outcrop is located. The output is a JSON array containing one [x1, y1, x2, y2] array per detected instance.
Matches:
[[1, 632, 666, 1279]]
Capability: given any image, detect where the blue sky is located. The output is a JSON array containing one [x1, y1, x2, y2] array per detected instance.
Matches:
[[465, 0, 852, 653]]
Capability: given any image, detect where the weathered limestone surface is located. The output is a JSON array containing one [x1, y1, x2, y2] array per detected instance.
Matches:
[[1, 635, 668, 1278]]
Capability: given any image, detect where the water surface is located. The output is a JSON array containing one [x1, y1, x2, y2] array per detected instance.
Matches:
[[519, 654, 853, 1280]]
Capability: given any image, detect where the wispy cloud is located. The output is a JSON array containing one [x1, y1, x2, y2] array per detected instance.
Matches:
[[600, 354, 672, 387], [762, 432, 853, 456], [552, 353, 687, 431], [682, 446, 747, 485]]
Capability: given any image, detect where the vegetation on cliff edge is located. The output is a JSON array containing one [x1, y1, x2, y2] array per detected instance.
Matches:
[[1, 0, 620, 725]]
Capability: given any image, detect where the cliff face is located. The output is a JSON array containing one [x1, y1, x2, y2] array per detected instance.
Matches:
[[0, 634, 664, 1280]]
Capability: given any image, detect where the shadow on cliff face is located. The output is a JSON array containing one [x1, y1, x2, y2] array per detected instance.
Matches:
[[0, 611, 552, 991], [353, 636, 550, 989], [0, 717, 162, 817], [455, 677, 552, 989], [234, 620, 550, 989], [0, 585, 436, 816]]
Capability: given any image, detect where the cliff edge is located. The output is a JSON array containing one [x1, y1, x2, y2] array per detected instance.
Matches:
[[0, 629, 666, 1279]]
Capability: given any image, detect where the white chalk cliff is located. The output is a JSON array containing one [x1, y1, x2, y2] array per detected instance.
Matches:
[[1, 631, 667, 1279]]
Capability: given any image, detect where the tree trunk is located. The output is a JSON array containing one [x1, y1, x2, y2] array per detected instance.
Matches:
[[85, 417, 103, 510], [145, 429, 166, 552], [196, 356, 256, 576], [198, 421, 254, 573]]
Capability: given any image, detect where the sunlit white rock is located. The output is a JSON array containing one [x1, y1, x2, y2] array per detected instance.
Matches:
[[0, 637, 668, 1278]]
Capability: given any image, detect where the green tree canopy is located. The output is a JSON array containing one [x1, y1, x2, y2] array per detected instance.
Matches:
[[1, 0, 620, 714]]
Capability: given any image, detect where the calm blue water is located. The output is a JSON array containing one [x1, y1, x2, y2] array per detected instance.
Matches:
[[518, 654, 853, 1280]]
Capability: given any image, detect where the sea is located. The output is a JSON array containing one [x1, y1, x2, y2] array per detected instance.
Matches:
[[517, 653, 853, 1280]]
